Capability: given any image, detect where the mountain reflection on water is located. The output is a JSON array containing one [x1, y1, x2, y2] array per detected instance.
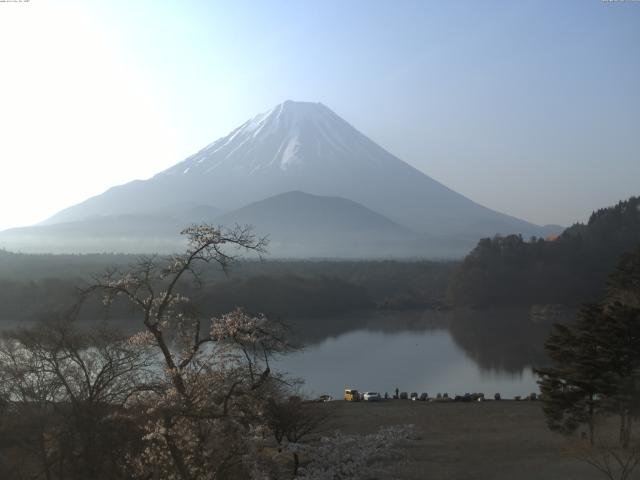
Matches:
[[275, 307, 573, 398]]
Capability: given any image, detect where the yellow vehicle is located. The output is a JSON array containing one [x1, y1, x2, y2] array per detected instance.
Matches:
[[344, 388, 360, 402]]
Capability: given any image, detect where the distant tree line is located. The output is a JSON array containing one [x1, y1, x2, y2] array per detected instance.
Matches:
[[448, 197, 640, 307], [0, 249, 138, 280], [0, 253, 455, 326]]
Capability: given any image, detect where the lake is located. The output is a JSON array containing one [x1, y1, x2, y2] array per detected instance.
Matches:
[[274, 307, 569, 399], [0, 306, 569, 400]]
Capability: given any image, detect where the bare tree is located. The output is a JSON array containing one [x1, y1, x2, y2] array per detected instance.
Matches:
[[570, 434, 640, 480], [83, 225, 295, 479], [0, 316, 155, 479], [263, 395, 327, 476]]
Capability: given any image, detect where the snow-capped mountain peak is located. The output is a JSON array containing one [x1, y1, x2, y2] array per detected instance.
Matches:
[[163, 100, 377, 176], [41, 99, 546, 248]]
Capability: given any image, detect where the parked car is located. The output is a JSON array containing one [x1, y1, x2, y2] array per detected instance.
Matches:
[[363, 392, 381, 401], [419, 392, 429, 401], [399, 391, 408, 399], [410, 392, 418, 401], [344, 388, 360, 402]]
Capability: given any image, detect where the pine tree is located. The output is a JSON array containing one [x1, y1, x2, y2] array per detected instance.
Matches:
[[536, 245, 640, 447], [536, 304, 616, 444]]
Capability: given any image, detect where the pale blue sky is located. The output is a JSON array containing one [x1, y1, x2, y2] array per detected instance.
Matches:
[[1, 0, 638, 229]]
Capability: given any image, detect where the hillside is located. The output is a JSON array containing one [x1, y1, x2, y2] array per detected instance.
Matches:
[[447, 196, 640, 307], [216, 191, 424, 258]]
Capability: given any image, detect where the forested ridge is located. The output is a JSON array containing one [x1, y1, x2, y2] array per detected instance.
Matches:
[[448, 196, 640, 307], [1, 196, 638, 322], [0, 252, 455, 324]]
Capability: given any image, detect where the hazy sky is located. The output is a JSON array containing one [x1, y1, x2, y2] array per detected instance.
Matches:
[[1, 0, 638, 231]]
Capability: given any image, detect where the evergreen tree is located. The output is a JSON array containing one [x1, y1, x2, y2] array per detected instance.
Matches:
[[536, 304, 616, 444], [536, 245, 640, 447]]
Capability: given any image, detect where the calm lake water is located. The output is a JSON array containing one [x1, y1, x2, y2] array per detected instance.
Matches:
[[274, 308, 565, 399], [2, 306, 568, 400]]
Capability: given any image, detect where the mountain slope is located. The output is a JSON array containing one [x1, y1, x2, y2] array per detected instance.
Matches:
[[215, 191, 423, 258], [218, 191, 409, 233], [0, 214, 185, 253], [44, 100, 547, 246], [0, 192, 428, 256]]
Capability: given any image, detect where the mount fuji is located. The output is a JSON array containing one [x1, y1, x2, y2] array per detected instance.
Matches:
[[1, 100, 558, 256]]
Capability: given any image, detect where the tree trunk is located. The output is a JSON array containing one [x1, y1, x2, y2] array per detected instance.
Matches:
[[589, 401, 595, 446], [38, 431, 52, 480], [163, 414, 194, 480], [623, 410, 632, 449], [292, 452, 300, 477]]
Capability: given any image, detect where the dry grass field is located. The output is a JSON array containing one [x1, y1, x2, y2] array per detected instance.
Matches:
[[319, 400, 607, 480]]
